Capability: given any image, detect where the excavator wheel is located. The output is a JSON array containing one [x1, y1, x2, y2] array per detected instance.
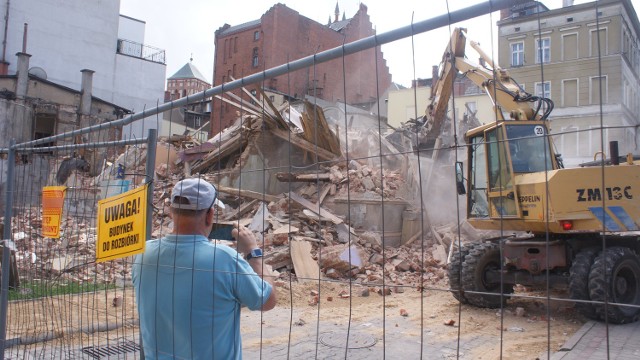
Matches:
[[589, 247, 640, 324], [569, 248, 600, 320], [448, 244, 471, 304], [461, 242, 513, 308]]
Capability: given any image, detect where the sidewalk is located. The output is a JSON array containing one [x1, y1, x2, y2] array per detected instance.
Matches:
[[551, 320, 640, 360]]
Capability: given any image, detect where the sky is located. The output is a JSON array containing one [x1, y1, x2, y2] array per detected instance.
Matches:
[[119, 0, 640, 89]]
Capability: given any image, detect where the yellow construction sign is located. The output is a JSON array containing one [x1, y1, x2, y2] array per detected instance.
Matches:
[[96, 184, 147, 262], [42, 186, 67, 238]]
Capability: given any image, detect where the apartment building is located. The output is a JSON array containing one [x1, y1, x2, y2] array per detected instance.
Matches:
[[497, 0, 640, 166]]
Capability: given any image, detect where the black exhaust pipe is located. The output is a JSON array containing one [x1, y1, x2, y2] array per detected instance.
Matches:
[[610, 141, 619, 165]]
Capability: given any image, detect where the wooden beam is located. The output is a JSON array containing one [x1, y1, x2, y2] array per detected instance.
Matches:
[[224, 91, 266, 115], [269, 126, 340, 162], [223, 199, 258, 221], [317, 183, 332, 205], [214, 95, 261, 117], [258, 87, 288, 129], [276, 172, 331, 182], [288, 192, 343, 225], [217, 185, 281, 203], [190, 133, 245, 173], [290, 239, 321, 282]]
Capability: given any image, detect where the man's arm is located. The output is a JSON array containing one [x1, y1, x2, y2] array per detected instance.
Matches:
[[246, 257, 277, 311], [233, 225, 277, 311]]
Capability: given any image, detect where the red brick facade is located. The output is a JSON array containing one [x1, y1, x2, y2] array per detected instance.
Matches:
[[211, 3, 392, 135]]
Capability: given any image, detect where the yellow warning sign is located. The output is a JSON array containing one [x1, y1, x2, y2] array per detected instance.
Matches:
[[42, 186, 66, 238], [96, 184, 147, 262]]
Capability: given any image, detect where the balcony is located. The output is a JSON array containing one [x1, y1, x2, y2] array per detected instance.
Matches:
[[116, 39, 165, 64]]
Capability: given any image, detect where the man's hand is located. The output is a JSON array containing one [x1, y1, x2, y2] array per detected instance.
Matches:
[[232, 225, 259, 255]]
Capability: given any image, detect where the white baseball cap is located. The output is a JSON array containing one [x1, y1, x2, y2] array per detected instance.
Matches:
[[170, 178, 225, 210]]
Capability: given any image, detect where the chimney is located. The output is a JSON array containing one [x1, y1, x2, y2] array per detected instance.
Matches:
[[15, 52, 31, 99], [80, 69, 94, 116], [429, 65, 439, 95]]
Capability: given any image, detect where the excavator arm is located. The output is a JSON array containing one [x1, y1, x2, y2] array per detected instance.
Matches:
[[422, 28, 553, 141]]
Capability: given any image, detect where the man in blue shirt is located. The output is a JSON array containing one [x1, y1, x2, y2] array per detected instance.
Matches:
[[132, 178, 276, 359]]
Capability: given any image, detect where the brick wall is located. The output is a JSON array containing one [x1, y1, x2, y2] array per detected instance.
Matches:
[[211, 3, 391, 136]]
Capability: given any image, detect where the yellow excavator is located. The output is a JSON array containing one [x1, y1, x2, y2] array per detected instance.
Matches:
[[435, 28, 640, 324]]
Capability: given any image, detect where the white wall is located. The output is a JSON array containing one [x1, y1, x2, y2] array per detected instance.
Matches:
[[0, 0, 166, 139], [118, 15, 145, 44]]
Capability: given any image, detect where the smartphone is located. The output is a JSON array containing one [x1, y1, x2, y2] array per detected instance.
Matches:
[[208, 222, 235, 241]]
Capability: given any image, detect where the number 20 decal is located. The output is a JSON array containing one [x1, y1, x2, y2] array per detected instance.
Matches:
[[534, 126, 545, 136]]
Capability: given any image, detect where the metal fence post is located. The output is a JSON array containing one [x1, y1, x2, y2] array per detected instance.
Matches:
[[0, 140, 16, 360], [145, 128, 157, 241], [138, 128, 156, 359]]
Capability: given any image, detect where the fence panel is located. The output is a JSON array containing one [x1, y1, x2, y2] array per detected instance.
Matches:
[[1, 134, 152, 359], [1, 0, 639, 359]]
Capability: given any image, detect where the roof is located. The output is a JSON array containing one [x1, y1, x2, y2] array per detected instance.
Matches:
[[219, 19, 261, 36], [0, 74, 132, 113], [328, 19, 350, 31], [168, 62, 209, 83]]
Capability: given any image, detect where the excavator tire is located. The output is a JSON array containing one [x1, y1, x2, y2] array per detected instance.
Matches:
[[448, 244, 471, 304], [589, 246, 640, 324], [461, 242, 512, 308], [569, 248, 599, 320]]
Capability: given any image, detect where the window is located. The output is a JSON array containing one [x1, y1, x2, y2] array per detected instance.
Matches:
[[254, 31, 260, 41], [562, 33, 578, 60], [33, 114, 56, 148], [590, 28, 607, 57], [562, 79, 578, 107], [535, 81, 551, 98], [535, 38, 550, 64], [511, 42, 524, 66], [252, 48, 259, 67], [590, 75, 608, 105], [223, 39, 227, 64], [232, 64, 236, 78], [560, 126, 579, 158], [535, 81, 551, 112], [468, 135, 488, 218], [234, 37, 238, 53]]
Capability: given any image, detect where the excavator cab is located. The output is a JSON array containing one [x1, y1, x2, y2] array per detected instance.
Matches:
[[465, 121, 556, 220]]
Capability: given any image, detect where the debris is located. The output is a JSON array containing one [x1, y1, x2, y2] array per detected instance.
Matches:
[[444, 319, 456, 326], [400, 309, 409, 317], [290, 239, 320, 283], [56, 157, 90, 185], [8, 98, 463, 304]]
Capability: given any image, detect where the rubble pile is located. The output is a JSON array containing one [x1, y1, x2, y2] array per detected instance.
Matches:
[[8, 213, 131, 285], [5, 91, 467, 294]]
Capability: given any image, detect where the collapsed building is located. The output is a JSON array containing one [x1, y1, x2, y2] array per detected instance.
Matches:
[[3, 85, 489, 291]]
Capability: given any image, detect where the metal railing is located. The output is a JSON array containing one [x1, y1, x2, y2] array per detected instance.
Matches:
[[116, 39, 166, 65]]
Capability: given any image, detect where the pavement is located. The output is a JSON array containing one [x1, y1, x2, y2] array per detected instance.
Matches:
[[5, 309, 640, 359], [550, 320, 640, 360]]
